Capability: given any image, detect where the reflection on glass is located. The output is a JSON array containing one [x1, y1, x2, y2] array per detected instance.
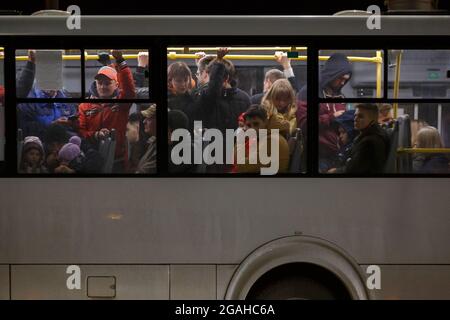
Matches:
[[388, 50, 450, 99]]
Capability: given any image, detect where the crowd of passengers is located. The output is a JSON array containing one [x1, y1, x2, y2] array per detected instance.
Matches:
[[11, 50, 156, 174], [1, 49, 449, 174], [166, 48, 450, 174]]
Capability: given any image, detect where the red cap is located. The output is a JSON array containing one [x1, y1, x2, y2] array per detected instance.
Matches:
[[95, 66, 118, 82]]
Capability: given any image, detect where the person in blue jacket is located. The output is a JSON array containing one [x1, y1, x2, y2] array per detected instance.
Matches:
[[16, 51, 78, 140]]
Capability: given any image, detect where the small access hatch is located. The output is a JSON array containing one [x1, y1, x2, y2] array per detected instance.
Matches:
[[87, 276, 116, 298]]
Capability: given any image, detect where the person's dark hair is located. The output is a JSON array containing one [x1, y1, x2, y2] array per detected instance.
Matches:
[[244, 105, 267, 121], [167, 62, 192, 82], [43, 124, 69, 145], [265, 69, 285, 83], [168, 110, 189, 131], [207, 58, 236, 81], [128, 112, 141, 124], [356, 103, 379, 118], [197, 55, 215, 73]]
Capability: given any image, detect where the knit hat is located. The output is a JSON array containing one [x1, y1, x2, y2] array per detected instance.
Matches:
[[58, 136, 82, 163], [23, 136, 44, 157]]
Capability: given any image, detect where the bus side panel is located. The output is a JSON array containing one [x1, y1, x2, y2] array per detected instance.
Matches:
[[0, 265, 9, 299], [360, 265, 450, 299], [10, 265, 169, 300], [0, 178, 449, 264]]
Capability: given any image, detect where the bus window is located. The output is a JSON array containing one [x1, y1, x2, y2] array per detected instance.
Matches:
[[321, 102, 450, 175], [388, 50, 450, 99], [15, 49, 82, 98], [397, 103, 450, 174], [84, 49, 150, 100], [318, 50, 384, 98], [16, 48, 156, 175], [17, 101, 157, 175], [166, 45, 307, 175], [0, 48, 4, 163]]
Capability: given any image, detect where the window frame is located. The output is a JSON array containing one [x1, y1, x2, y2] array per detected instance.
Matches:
[[0, 35, 449, 178]]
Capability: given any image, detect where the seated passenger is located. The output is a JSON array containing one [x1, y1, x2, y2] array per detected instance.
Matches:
[[329, 103, 389, 174], [136, 104, 157, 174], [167, 61, 194, 122], [261, 78, 297, 136], [125, 112, 145, 173], [54, 136, 83, 174], [413, 126, 449, 173], [19, 136, 48, 174], [411, 119, 429, 147], [333, 110, 357, 168], [233, 105, 289, 174], [378, 103, 394, 128], [78, 50, 136, 173], [251, 52, 298, 105], [43, 124, 70, 173]]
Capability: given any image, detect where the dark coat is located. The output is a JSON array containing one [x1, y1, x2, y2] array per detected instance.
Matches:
[[413, 154, 449, 174], [342, 123, 390, 174], [191, 62, 251, 133], [168, 90, 195, 124], [333, 110, 357, 166]]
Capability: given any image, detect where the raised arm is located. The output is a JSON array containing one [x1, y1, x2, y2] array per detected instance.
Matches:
[[16, 50, 36, 98], [111, 50, 136, 100]]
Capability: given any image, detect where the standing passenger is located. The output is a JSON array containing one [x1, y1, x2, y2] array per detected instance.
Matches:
[[296, 53, 352, 172], [136, 104, 157, 174], [191, 48, 251, 172], [261, 78, 297, 136], [78, 50, 136, 173], [167, 61, 195, 122], [251, 52, 299, 105]]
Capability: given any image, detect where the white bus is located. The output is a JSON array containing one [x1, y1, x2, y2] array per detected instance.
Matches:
[[0, 15, 449, 300]]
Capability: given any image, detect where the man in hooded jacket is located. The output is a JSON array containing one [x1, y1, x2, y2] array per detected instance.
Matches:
[[296, 53, 352, 171]]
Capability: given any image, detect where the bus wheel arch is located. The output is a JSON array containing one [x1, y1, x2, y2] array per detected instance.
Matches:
[[224, 236, 371, 300]]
